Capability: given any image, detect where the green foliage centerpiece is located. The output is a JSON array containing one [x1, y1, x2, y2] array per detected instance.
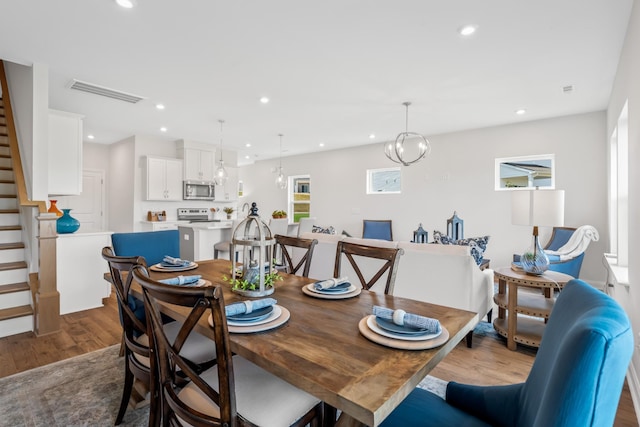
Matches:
[[226, 202, 279, 297]]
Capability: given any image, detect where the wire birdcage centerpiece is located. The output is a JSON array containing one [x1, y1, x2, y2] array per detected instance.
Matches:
[[227, 202, 279, 297]]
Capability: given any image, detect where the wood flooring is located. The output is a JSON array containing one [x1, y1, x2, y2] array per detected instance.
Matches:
[[0, 293, 636, 427]]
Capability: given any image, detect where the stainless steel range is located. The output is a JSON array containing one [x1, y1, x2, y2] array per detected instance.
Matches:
[[177, 208, 217, 223]]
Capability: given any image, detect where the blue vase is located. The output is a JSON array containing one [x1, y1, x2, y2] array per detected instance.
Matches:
[[57, 209, 80, 234]]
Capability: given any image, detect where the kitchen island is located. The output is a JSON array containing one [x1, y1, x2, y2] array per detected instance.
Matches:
[[178, 221, 232, 261]]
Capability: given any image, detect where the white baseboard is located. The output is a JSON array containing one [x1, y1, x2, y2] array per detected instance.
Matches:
[[626, 362, 640, 425]]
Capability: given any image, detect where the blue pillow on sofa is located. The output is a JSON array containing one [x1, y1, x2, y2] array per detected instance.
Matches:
[[433, 231, 490, 265]]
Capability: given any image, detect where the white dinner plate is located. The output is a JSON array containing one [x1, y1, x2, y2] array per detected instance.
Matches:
[[207, 305, 289, 333], [366, 315, 442, 341]]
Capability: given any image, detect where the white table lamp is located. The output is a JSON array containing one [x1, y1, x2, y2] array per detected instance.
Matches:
[[511, 189, 565, 275]]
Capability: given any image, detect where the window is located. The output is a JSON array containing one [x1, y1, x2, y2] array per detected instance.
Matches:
[[288, 175, 310, 223], [367, 167, 401, 194], [609, 102, 629, 266], [495, 154, 555, 190]]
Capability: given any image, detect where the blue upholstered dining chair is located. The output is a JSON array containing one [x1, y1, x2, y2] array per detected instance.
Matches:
[[110, 230, 181, 336], [362, 219, 393, 241], [111, 229, 180, 266], [380, 279, 633, 427]]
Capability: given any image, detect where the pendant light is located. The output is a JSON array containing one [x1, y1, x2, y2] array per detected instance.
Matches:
[[384, 102, 431, 166], [275, 134, 287, 190], [215, 119, 229, 186]]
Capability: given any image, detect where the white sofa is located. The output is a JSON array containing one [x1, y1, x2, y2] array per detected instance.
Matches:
[[298, 232, 494, 345]]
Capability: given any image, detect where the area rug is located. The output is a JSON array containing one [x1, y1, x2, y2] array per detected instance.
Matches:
[[0, 324, 503, 426], [0, 345, 148, 427]]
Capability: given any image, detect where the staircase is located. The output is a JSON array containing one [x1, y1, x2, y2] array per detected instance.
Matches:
[[0, 98, 33, 338]]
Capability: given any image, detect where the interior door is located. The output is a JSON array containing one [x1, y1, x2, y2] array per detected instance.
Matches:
[[56, 169, 105, 232]]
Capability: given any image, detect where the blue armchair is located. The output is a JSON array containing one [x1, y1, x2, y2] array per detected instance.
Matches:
[[514, 226, 598, 278], [362, 219, 393, 241], [380, 279, 633, 427]]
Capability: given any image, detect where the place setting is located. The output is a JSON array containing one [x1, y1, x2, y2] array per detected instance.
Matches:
[[208, 297, 290, 333], [359, 306, 449, 350], [302, 277, 362, 299], [149, 255, 198, 272]]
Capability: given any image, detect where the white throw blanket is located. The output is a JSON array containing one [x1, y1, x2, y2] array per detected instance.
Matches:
[[545, 225, 599, 260]]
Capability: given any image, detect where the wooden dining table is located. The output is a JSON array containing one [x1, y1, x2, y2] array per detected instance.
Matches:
[[122, 259, 478, 427]]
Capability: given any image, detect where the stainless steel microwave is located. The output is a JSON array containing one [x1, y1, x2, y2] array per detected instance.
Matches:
[[183, 181, 215, 200]]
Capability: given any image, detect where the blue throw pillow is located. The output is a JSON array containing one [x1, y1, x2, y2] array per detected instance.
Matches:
[[433, 231, 490, 265], [456, 236, 490, 265], [433, 230, 454, 244]]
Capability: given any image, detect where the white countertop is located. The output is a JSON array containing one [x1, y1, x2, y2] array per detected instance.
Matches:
[[56, 230, 114, 238], [179, 221, 232, 230]]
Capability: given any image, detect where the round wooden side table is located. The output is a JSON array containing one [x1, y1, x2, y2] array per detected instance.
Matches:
[[493, 267, 573, 350]]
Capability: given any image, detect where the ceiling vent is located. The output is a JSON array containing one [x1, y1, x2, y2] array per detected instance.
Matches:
[[67, 79, 145, 103], [562, 85, 574, 94]]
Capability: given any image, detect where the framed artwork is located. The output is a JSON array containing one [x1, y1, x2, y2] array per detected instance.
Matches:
[[367, 167, 401, 194], [495, 154, 555, 190]]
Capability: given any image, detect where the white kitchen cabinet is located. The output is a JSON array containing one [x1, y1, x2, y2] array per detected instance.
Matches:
[[48, 109, 84, 196], [177, 140, 216, 181], [145, 156, 183, 201]]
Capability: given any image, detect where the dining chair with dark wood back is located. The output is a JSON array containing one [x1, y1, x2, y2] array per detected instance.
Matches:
[[102, 247, 217, 426], [275, 235, 318, 278], [101, 246, 157, 425], [131, 265, 323, 427], [333, 240, 404, 294]]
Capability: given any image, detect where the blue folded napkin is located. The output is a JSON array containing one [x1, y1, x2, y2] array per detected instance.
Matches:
[[158, 275, 201, 286], [162, 256, 191, 266], [372, 305, 441, 334], [314, 277, 349, 291], [226, 298, 277, 317]]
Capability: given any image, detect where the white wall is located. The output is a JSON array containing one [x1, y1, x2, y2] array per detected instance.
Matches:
[[240, 111, 608, 284], [607, 0, 640, 411], [107, 137, 136, 232]]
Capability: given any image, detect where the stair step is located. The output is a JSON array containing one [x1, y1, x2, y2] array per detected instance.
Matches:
[[0, 166, 12, 171], [0, 225, 21, 231], [0, 209, 19, 214], [0, 261, 28, 271], [0, 305, 33, 321], [0, 194, 16, 198], [0, 281, 29, 295], [0, 242, 25, 250]]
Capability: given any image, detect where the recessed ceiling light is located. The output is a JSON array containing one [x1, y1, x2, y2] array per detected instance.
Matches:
[[458, 25, 477, 36], [260, 97, 270, 104], [369, 134, 376, 139], [160, 127, 167, 132], [515, 109, 526, 115], [319, 143, 325, 147], [87, 134, 95, 140], [115, 0, 136, 8], [156, 103, 165, 110], [245, 155, 250, 159], [245, 143, 251, 148]]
